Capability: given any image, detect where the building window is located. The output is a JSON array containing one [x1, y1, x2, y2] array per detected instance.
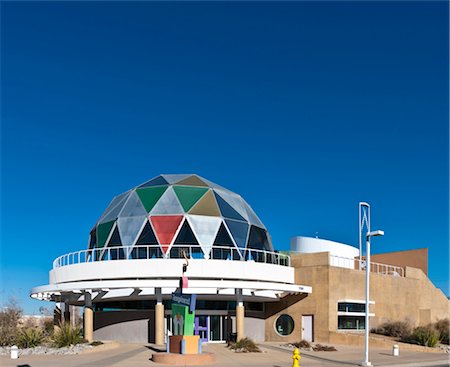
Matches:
[[338, 316, 365, 330], [338, 302, 366, 313], [275, 314, 294, 336]]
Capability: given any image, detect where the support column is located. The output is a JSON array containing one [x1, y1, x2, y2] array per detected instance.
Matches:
[[236, 289, 245, 341], [155, 288, 165, 345], [84, 292, 94, 343], [63, 300, 71, 325]]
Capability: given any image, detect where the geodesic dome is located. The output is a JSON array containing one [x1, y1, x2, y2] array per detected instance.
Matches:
[[89, 174, 273, 258]]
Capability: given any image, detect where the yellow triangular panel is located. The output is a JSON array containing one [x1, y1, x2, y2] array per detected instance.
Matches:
[[177, 175, 209, 187], [189, 190, 221, 216]]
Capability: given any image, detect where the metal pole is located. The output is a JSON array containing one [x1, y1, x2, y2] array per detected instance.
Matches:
[[363, 235, 371, 366]]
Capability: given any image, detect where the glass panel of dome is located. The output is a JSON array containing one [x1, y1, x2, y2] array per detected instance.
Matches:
[[97, 220, 115, 248], [150, 215, 184, 253], [212, 223, 241, 260], [173, 186, 208, 212], [225, 219, 249, 250], [138, 176, 168, 188], [174, 221, 200, 245], [150, 187, 184, 215], [136, 186, 168, 212], [214, 189, 249, 221], [247, 225, 271, 251], [118, 191, 147, 217], [107, 225, 122, 246], [89, 228, 96, 250], [135, 220, 158, 245], [118, 215, 146, 247], [243, 202, 265, 229], [187, 215, 222, 258], [189, 190, 221, 217], [161, 174, 192, 184], [98, 192, 130, 224], [214, 193, 246, 221], [177, 175, 209, 187]]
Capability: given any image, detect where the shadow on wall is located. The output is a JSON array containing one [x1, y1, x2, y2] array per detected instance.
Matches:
[[265, 294, 309, 318]]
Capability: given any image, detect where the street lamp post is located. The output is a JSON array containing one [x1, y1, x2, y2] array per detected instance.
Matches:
[[362, 229, 384, 367]]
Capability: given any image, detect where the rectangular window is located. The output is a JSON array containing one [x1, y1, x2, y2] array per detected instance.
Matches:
[[338, 316, 365, 330], [338, 302, 365, 313]]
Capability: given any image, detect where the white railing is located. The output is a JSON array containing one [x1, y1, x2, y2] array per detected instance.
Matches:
[[53, 244, 291, 269], [330, 255, 405, 277]]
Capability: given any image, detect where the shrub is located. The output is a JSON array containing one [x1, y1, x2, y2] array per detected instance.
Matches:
[[229, 337, 261, 352], [52, 322, 83, 347], [372, 320, 412, 338], [0, 298, 22, 346], [313, 344, 337, 351], [402, 326, 439, 347], [90, 341, 104, 346], [41, 317, 55, 337], [16, 327, 45, 348], [433, 319, 449, 345], [293, 340, 311, 349]]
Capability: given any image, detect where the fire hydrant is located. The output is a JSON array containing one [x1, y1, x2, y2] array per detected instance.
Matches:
[[292, 347, 301, 367]]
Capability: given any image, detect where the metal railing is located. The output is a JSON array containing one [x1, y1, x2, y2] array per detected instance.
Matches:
[[329, 254, 405, 277], [53, 244, 291, 269]]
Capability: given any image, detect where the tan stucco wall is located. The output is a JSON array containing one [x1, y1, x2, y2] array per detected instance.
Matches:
[[371, 248, 428, 276], [265, 252, 449, 343]]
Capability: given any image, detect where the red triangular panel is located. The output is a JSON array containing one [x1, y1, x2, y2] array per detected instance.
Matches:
[[150, 215, 184, 253]]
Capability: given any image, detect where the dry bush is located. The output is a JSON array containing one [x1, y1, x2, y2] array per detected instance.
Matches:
[[229, 337, 261, 352], [402, 325, 439, 348], [293, 340, 311, 348], [372, 320, 412, 338], [0, 298, 22, 346], [313, 344, 337, 351], [433, 319, 449, 345]]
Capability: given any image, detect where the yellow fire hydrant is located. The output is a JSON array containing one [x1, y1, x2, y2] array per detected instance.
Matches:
[[292, 347, 301, 367]]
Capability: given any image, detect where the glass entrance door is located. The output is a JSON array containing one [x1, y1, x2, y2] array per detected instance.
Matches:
[[194, 315, 227, 342]]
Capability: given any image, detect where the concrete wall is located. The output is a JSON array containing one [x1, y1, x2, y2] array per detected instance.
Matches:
[[94, 310, 154, 343], [264, 252, 449, 343], [244, 317, 265, 342]]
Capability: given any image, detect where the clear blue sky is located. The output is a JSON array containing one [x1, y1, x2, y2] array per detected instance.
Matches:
[[1, 1, 448, 314]]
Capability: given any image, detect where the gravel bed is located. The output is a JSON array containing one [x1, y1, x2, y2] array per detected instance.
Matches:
[[0, 344, 94, 356]]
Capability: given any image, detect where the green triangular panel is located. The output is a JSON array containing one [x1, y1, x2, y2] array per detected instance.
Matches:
[[97, 220, 115, 248], [136, 186, 168, 212], [173, 186, 208, 212]]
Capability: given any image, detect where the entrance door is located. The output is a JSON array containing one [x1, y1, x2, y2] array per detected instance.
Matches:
[[302, 315, 313, 342]]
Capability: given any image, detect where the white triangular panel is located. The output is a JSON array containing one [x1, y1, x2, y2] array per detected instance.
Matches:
[[118, 191, 147, 217], [118, 215, 146, 246], [150, 187, 184, 215], [244, 202, 265, 228], [98, 191, 130, 224], [187, 215, 222, 259], [161, 174, 192, 184]]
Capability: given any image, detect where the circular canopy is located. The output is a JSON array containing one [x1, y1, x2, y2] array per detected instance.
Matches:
[[89, 174, 273, 258]]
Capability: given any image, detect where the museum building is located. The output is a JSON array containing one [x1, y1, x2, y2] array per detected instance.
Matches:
[[30, 174, 449, 344]]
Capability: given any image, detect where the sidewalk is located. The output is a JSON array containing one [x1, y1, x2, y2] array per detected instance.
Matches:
[[0, 341, 448, 367]]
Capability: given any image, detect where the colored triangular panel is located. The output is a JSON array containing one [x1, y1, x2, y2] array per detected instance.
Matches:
[[213, 223, 235, 247], [214, 189, 249, 221], [225, 219, 249, 250], [150, 187, 184, 215], [136, 186, 168, 212], [98, 192, 130, 224], [189, 190, 221, 216], [214, 192, 246, 221], [244, 203, 265, 228], [138, 176, 169, 188], [97, 220, 115, 248], [187, 215, 222, 258], [174, 221, 200, 245], [161, 174, 192, 184], [118, 191, 147, 217], [135, 220, 158, 245], [150, 215, 184, 253], [173, 186, 208, 212], [118, 215, 146, 246], [177, 175, 209, 187]]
